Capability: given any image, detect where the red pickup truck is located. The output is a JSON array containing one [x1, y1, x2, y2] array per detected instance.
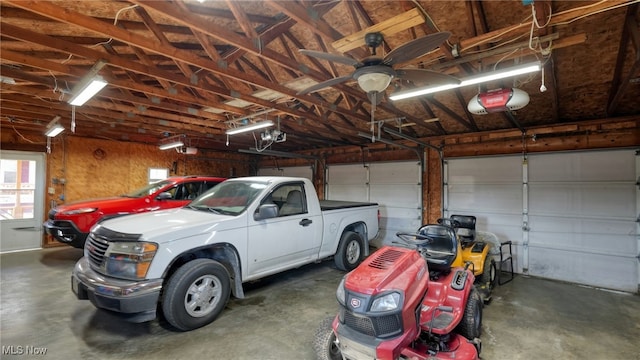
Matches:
[[43, 175, 226, 248]]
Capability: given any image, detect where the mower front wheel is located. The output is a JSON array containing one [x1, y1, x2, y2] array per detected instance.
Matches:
[[313, 316, 341, 360], [456, 287, 483, 340]]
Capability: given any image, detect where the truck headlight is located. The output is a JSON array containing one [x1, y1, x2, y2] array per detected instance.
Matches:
[[371, 292, 401, 312], [104, 242, 157, 280], [62, 207, 97, 215], [336, 278, 346, 306]]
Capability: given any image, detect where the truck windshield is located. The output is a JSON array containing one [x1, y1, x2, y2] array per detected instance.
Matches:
[[187, 181, 267, 216], [123, 180, 173, 198]]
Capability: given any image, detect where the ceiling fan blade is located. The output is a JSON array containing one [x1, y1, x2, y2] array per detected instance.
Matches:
[[395, 69, 460, 86], [298, 49, 361, 67], [383, 31, 451, 66], [296, 75, 353, 95]]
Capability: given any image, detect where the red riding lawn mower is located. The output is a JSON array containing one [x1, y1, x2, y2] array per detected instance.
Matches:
[[314, 222, 483, 360]]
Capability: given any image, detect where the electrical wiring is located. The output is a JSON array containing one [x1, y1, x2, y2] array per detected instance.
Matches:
[[91, 4, 139, 48], [553, 0, 639, 26]]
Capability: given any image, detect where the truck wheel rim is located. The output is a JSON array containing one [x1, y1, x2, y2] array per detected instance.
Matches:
[[346, 240, 361, 264], [184, 274, 222, 317]]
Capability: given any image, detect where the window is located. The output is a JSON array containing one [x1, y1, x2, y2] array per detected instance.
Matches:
[[0, 159, 36, 220], [269, 183, 306, 216], [148, 168, 169, 184]]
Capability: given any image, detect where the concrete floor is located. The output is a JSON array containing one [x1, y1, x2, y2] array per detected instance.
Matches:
[[1, 247, 639, 360]]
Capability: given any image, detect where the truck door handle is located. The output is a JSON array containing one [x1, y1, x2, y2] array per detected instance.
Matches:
[[299, 219, 312, 227]]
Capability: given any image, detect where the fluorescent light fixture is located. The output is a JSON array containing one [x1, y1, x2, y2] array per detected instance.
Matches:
[[159, 139, 185, 150], [44, 115, 64, 137], [159, 135, 186, 150], [45, 123, 64, 137], [68, 76, 108, 106], [226, 120, 274, 135], [389, 61, 541, 101]]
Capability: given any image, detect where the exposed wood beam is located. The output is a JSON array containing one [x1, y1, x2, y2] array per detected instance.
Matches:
[[427, 96, 476, 131], [225, 0, 259, 38], [608, 3, 640, 115], [264, 0, 343, 45], [0, 39, 241, 120]]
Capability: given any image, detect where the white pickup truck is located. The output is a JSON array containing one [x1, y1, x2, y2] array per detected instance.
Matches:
[[72, 176, 379, 331]]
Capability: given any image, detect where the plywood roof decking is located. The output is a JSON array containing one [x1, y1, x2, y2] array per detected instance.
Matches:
[[1, 0, 638, 152]]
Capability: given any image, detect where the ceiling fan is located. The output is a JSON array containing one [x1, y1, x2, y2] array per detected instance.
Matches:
[[297, 31, 460, 105]]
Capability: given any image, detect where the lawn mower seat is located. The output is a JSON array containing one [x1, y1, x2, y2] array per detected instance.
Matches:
[[417, 224, 459, 273], [450, 214, 476, 247]]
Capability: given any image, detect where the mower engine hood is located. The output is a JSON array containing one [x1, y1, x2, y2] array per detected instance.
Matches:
[[345, 246, 428, 297]]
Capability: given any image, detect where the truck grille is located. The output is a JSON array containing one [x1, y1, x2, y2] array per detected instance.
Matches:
[[86, 234, 109, 268], [85, 226, 142, 270], [342, 309, 402, 338]]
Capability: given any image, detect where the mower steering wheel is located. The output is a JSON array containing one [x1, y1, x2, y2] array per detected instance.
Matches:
[[395, 232, 433, 247]]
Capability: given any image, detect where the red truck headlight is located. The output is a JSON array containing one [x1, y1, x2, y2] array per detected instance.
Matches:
[[61, 207, 97, 215]]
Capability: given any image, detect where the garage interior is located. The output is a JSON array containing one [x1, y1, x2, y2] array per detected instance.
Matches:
[[1, 0, 639, 359]]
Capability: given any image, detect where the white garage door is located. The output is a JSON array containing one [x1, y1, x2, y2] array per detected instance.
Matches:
[[258, 166, 313, 179], [527, 150, 638, 292], [444, 156, 525, 272], [327, 162, 422, 247], [446, 150, 639, 293]]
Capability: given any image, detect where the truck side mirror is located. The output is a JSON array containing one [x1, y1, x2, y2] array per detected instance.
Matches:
[[254, 204, 278, 221], [156, 192, 173, 200]]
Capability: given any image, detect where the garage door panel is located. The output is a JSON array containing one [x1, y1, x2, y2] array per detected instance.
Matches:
[[529, 151, 635, 182], [328, 162, 421, 248], [448, 150, 638, 293], [369, 162, 420, 184], [529, 217, 636, 237], [327, 165, 368, 184], [529, 184, 635, 218], [528, 247, 637, 292], [370, 184, 420, 207], [448, 157, 522, 183], [258, 166, 313, 179], [529, 231, 635, 256], [448, 184, 522, 213], [326, 184, 368, 201]]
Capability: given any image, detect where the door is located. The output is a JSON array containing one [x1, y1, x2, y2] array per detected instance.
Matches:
[[527, 150, 638, 292], [246, 182, 321, 278], [445, 150, 638, 293], [0, 151, 46, 252], [326, 162, 421, 247]]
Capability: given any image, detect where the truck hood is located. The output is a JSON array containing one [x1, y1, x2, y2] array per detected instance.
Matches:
[[96, 207, 242, 243]]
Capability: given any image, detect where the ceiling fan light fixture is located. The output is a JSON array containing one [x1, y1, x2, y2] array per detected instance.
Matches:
[[357, 73, 392, 93]]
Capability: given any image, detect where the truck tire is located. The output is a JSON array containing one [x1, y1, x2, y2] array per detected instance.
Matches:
[[456, 287, 482, 340], [161, 259, 231, 331], [334, 231, 364, 271], [313, 316, 341, 360]]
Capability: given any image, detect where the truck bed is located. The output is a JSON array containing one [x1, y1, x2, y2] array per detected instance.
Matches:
[[319, 200, 378, 211]]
